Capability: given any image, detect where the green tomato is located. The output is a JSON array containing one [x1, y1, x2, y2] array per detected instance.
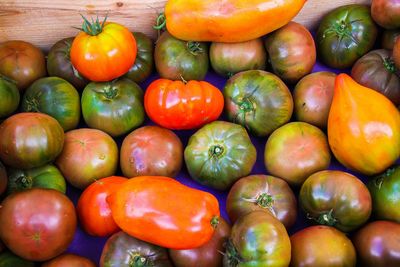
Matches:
[[0, 76, 19, 119]]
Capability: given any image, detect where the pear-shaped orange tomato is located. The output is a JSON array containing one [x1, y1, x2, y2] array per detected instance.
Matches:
[[328, 74, 400, 175]]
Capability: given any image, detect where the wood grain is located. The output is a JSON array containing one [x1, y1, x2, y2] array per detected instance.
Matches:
[[0, 0, 370, 51]]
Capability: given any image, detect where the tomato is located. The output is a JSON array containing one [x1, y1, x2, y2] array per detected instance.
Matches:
[[120, 126, 183, 178], [351, 49, 400, 105], [0, 161, 7, 196], [184, 121, 257, 190], [47, 37, 88, 90], [42, 253, 96, 267], [100, 231, 173, 267], [264, 122, 331, 186], [21, 77, 81, 131], [55, 128, 118, 189], [224, 211, 291, 267], [0, 113, 64, 169], [162, 0, 306, 43], [0, 251, 34, 267], [124, 32, 154, 83], [144, 79, 224, 130], [169, 217, 230, 267], [155, 31, 208, 81], [300, 170, 371, 232], [0, 40, 46, 90], [227, 175, 297, 228], [265, 21, 316, 83], [368, 166, 400, 223], [81, 78, 144, 137], [7, 164, 66, 195], [382, 29, 400, 50], [0, 189, 77, 261], [70, 17, 137, 82], [372, 0, 400, 29], [223, 70, 293, 137], [393, 38, 400, 69], [290, 226, 356, 267], [108, 176, 220, 249], [293, 72, 336, 129], [316, 4, 378, 69], [77, 176, 127, 237], [209, 38, 266, 77], [328, 74, 400, 175], [0, 76, 19, 119]]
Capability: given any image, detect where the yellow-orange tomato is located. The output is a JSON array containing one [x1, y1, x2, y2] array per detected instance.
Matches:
[[163, 0, 306, 42], [70, 19, 136, 82], [328, 74, 400, 175]]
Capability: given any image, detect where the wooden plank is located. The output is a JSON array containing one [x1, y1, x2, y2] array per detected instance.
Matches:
[[0, 0, 370, 51]]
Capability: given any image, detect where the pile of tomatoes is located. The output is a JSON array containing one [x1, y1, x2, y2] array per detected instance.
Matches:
[[1, 0, 400, 266]]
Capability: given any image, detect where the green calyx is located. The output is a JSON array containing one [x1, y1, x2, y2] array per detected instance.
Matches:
[[225, 240, 242, 267], [256, 193, 274, 208], [128, 253, 152, 267], [16, 174, 33, 190], [76, 14, 107, 36], [383, 57, 397, 73], [24, 98, 40, 112], [209, 144, 225, 158], [211, 216, 219, 228], [316, 209, 337, 226], [238, 98, 254, 113], [102, 84, 119, 100], [187, 41, 203, 55], [323, 20, 357, 43]]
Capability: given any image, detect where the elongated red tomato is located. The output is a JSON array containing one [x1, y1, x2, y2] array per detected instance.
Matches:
[[144, 79, 224, 130], [107, 176, 220, 249]]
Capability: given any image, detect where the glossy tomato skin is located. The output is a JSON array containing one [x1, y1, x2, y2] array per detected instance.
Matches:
[[293, 72, 336, 129], [47, 37, 88, 90], [0, 189, 77, 261], [264, 122, 331, 186], [0, 161, 7, 196], [210, 38, 266, 77], [169, 217, 231, 267], [290, 226, 356, 267], [7, 164, 66, 195], [145, 79, 224, 130], [81, 78, 144, 137], [42, 253, 96, 267], [100, 231, 173, 267], [124, 32, 154, 83], [108, 176, 220, 249], [55, 128, 118, 189], [265, 21, 316, 83], [0, 251, 34, 267], [22, 77, 81, 131], [0, 40, 46, 90], [382, 29, 400, 50], [316, 4, 377, 69], [300, 170, 371, 232], [77, 176, 127, 237], [227, 175, 297, 229], [185, 121, 257, 190], [70, 22, 137, 82], [120, 126, 183, 178], [223, 211, 291, 267], [0, 77, 19, 119], [0, 113, 64, 169], [372, 0, 400, 29], [224, 70, 293, 137]]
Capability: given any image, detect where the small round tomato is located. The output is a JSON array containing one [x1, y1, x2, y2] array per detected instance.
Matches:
[[382, 29, 400, 50], [372, 0, 400, 29], [0, 251, 34, 267], [70, 17, 137, 82], [77, 176, 127, 237], [42, 253, 96, 267], [0, 76, 19, 119]]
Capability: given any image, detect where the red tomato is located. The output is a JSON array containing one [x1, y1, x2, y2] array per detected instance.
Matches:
[[77, 176, 127, 237]]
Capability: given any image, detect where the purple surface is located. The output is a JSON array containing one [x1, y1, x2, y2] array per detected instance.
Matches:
[[65, 62, 368, 265]]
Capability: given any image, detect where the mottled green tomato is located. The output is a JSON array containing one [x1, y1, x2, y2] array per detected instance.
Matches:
[[226, 175, 297, 229], [0, 76, 19, 119], [316, 4, 378, 69], [0, 251, 34, 267], [6, 164, 66, 195], [184, 121, 257, 190], [290, 226, 356, 267], [223, 211, 291, 267], [22, 77, 80, 131], [368, 166, 400, 222], [300, 170, 372, 232], [124, 32, 154, 83], [81, 78, 144, 137], [382, 29, 400, 50], [224, 70, 293, 137], [264, 122, 331, 186], [155, 31, 209, 81], [210, 38, 266, 77], [0, 161, 6, 196]]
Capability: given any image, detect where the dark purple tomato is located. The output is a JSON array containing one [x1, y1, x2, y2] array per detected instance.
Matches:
[[382, 29, 400, 50], [42, 253, 96, 267], [372, 0, 400, 29]]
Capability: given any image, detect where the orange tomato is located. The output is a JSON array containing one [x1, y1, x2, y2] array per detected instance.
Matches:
[[163, 0, 307, 42], [328, 74, 400, 175], [107, 176, 220, 249]]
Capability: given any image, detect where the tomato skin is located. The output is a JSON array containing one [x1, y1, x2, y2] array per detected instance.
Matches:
[[144, 79, 224, 130], [382, 29, 400, 50], [372, 0, 400, 29], [0, 251, 34, 267], [0, 189, 77, 261], [70, 22, 137, 82], [0, 161, 7, 196], [108, 176, 220, 249], [77, 176, 127, 237], [42, 253, 96, 267], [0, 113, 64, 169], [0, 77, 20, 119]]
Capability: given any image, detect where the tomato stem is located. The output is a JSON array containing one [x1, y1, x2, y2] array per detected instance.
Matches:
[[102, 85, 119, 100], [256, 193, 274, 209], [128, 253, 150, 267], [383, 57, 397, 74], [76, 14, 108, 36], [16, 174, 32, 190], [316, 209, 337, 226], [209, 144, 225, 158], [153, 13, 166, 30], [225, 240, 242, 266], [187, 41, 203, 55], [211, 216, 219, 228]]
